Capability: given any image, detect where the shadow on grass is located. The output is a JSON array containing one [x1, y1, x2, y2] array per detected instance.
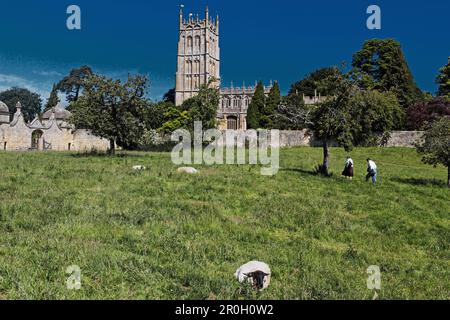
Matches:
[[68, 151, 144, 158], [282, 167, 334, 178], [392, 177, 447, 187]]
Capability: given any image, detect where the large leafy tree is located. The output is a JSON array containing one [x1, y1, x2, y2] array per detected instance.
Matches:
[[181, 80, 220, 130], [288, 67, 341, 97], [406, 98, 450, 130], [0, 87, 42, 122], [43, 84, 60, 112], [57, 65, 93, 103], [261, 81, 281, 128], [70, 74, 150, 154], [246, 81, 265, 129], [416, 117, 450, 187], [281, 70, 400, 176], [436, 57, 450, 99], [351, 39, 423, 109], [312, 74, 400, 175], [160, 79, 220, 133]]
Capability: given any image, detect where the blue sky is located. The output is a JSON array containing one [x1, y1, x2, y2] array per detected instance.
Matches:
[[0, 0, 449, 103]]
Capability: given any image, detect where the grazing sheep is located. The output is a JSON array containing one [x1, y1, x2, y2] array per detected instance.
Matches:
[[132, 165, 146, 171], [177, 167, 198, 174], [235, 261, 271, 291]]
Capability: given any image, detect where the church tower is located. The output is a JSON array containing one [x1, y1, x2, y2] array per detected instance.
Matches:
[[175, 5, 220, 106]]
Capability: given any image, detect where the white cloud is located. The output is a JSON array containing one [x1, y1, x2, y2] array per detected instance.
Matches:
[[32, 70, 63, 77], [0, 73, 51, 102]]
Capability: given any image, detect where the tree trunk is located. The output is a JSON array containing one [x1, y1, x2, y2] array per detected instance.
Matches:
[[322, 140, 330, 176], [448, 166, 450, 188], [109, 139, 116, 156]]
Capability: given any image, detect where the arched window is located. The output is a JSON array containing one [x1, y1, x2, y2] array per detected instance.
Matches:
[[187, 36, 193, 49], [195, 36, 201, 51], [195, 60, 200, 73], [186, 60, 192, 74], [227, 116, 238, 130], [194, 76, 199, 89]]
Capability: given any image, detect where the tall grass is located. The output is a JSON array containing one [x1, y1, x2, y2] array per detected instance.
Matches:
[[0, 147, 448, 299]]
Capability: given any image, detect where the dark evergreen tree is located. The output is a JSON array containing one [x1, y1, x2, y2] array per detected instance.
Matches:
[[288, 67, 341, 97], [351, 39, 423, 108], [262, 81, 281, 128], [246, 81, 265, 129], [57, 65, 93, 103], [162, 88, 176, 104], [44, 84, 60, 112]]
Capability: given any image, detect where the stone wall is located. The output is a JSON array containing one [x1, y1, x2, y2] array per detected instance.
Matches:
[[383, 131, 424, 148], [210, 130, 423, 148], [0, 113, 109, 152], [276, 130, 423, 148]]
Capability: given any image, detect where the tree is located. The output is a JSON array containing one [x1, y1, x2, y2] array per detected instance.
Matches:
[[406, 98, 450, 130], [70, 74, 150, 154], [141, 101, 171, 131], [312, 76, 400, 175], [57, 65, 93, 103], [159, 107, 191, 134], [275, 94, 311, 130], [282, 70, 400, 176], [261, 81, 281, 128], [437, 57, 450, 99], [0, 87, 42, 122], [351, 39, 423, 109], [44, 84, 60, 112], [162, 88, 176, 104], [288, 67, 341, 97], [160, 79, 220, 133], [416, 117, 450, 187], [181, 80, 220, 130], [246, 81, 265, 129], [347, 89, 402, 146]]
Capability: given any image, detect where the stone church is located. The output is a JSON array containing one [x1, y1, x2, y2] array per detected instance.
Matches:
[[175, 5, 274, 130], [0, 101, 109, 151]]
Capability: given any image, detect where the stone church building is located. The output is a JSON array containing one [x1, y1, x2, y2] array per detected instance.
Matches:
[[175, 6, 274, 130], [0, 101, 109, 151], [174, 6, 325, 130]]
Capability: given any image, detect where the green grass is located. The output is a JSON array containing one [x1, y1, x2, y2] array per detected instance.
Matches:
[[0, 147, 448, 300]]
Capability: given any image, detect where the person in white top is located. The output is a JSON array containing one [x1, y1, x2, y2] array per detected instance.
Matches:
[[342, 156, 354, 179], [366, 158, 378, 184]]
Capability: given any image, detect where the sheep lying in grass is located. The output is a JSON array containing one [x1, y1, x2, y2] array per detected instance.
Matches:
[[235, 261, 271, 291], [177, 167, 198, 174], [132, 165, 146, 171]]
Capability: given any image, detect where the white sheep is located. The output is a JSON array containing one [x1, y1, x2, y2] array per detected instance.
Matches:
[[132, 165, 146, 171], [235, 261, 271, 291], [177, 167, 198, 174]]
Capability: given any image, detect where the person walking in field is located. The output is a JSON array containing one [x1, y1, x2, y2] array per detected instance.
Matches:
[[366, 158, 378, 185], [342, 156, 354, 179]]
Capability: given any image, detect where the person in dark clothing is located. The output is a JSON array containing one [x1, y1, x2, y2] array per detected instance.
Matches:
[[342, 156, 354, 179]]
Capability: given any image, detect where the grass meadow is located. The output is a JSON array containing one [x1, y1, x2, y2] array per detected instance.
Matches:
[[0, 147, 448, 300]]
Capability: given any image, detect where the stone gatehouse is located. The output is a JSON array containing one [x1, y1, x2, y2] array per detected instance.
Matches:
[[0, 101, 109, 152]]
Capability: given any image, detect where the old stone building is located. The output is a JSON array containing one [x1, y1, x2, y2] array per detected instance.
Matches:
[[174, 6, 325, 130], [217, 84, 273, 130], [0, 101, 109, 151], [175, 5, 276, 130], [175, 5, 220, 106]]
